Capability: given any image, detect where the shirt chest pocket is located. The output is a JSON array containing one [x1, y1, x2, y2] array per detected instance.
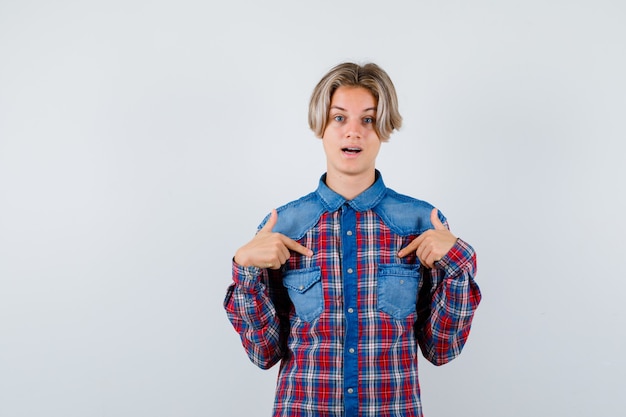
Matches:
[[377, 264, 421, 320], [282, 267, 323, 322]]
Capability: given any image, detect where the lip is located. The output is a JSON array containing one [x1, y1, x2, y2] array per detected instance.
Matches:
[[341, 147, 362, 159]]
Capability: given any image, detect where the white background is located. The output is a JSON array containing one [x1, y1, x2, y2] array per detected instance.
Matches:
[[1, 1, 625, 416]]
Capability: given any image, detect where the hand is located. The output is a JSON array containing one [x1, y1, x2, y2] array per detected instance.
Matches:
[[397, 208, 457, 268], [234, 209, 313, 269]]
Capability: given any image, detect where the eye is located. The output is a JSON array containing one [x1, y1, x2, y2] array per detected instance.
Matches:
[[333, 115, 345, 122], [363, 116, 375, 124]]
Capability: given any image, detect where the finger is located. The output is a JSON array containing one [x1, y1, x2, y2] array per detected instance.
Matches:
[[266, 255, 287, 269], [431, 208, 446, 231], [279, 240, 292, 262], [282, 236, 314, 257], [422, 257, 434, 269], [264, 260, 281, 270], [265, 245, 289, 269], [267, 238, 291, 267], [398, 236, 422, 258], [260, 209, 278, 232], [427, 249, 442, 268], [417, 245, 433, 268]]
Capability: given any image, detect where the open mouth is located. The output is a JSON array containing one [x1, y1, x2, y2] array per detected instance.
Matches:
[[342, 147, 362, 155]]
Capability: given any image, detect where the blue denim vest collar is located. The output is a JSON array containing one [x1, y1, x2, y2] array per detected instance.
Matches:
[[316, 170, 387, 213]]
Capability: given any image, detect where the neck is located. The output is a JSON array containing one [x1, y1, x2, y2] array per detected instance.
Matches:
[[324, 170, 376, 200]]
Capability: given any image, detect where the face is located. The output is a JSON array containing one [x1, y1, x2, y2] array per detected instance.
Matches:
[[322, 86, 381, 183]]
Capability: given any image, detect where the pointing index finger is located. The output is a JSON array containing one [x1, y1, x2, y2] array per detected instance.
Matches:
[[281, 235, 314, 257], [398, 236, 422, 258]]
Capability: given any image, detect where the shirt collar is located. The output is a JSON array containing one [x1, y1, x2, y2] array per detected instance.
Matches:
[[316, 170, 387, 212]]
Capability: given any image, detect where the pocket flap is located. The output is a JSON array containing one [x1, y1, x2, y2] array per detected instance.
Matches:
[[283, 267, 322, 294], [378, 263, 420, 277]]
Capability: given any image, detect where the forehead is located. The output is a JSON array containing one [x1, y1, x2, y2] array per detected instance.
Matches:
[[330, 86, 377, 109]]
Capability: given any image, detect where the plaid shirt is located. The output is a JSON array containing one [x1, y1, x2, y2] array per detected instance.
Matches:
[[224, 172, 481, 417]]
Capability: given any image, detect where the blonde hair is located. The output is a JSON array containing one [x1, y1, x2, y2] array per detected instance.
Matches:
[[308, 62, 402, 141]]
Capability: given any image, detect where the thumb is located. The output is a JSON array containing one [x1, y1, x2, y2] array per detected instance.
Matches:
[[260, 209, 278, 232], [431, 208, 446, 230]]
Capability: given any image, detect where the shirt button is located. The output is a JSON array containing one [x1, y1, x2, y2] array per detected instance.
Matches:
[[349, 348, 355, 354], [347, 388, 354, 394], [347, 268, 353, 274], [346, 230, 353, 236], [347, 308, 354, 313], [399, 279, 404, 285], [299, 285, 304, 290]]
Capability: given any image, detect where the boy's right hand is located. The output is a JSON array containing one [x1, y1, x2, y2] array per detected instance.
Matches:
[[234, 209, 313, 270]]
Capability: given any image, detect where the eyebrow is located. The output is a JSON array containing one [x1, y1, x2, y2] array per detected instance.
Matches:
[[330, 106, 377, 112]]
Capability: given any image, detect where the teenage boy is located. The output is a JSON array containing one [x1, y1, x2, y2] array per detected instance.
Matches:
[[224, 62, 481, 417]]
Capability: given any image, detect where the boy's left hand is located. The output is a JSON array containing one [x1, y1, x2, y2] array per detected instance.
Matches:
[[397, 208, 457, 268]]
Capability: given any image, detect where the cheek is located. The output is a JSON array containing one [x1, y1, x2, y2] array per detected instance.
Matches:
[[368, 135, 382, 150], [321, 127, 340, 144], [321, 137, 333, 156]]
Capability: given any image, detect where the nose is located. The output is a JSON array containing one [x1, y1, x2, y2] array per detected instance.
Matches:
[[344, 119, 363, 139]]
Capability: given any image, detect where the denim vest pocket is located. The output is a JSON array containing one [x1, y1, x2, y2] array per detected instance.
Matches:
[[283, 266, 323, 322], [377, 264, 420, 320]]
